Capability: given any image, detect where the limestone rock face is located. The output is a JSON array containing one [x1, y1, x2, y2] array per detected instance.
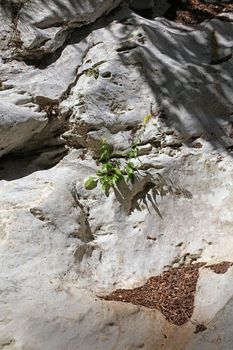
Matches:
[[0, 0, 122, 161], [5, 0, 122, 58], [0, 0, 233, 349]]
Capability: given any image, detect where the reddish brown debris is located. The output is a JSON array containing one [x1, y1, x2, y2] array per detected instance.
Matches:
[[101, 263, 205, 326], [168, 0, 233, 25], [206, 261, 233, 274]]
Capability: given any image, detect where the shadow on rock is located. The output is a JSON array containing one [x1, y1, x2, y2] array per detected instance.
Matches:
[[114, 172, 192, 216]]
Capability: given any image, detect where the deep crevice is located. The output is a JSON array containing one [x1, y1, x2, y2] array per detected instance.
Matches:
[[0, 103, 71, 181], [0, 144, 68, 181]]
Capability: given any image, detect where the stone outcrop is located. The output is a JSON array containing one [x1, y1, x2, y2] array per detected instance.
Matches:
[[0, 0, 233, 349]]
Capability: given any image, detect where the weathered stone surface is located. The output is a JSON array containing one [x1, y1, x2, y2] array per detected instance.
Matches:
[[0, 5, 12, 58], [63, 13, 233, 154], [0, 0, 233, 349], [17, 0, 122, 58], [0, 0, 123, 159], [0, 100, 46, 156], [0, 152, 191, 350], [189, 267, 233, 350]]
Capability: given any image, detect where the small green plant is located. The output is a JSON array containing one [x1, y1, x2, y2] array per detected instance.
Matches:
[[84, 140, 137, 196], [84, 112, 157, 196]]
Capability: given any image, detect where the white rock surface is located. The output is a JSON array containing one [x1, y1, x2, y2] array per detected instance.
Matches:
[[10, 0, 122, 58], [0, 0, 123, 158], [0, 0, 233, 349], [189, 296, 233, 350], [0, 152, 191, 350]]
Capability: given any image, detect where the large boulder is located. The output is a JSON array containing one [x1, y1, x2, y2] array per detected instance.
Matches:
[[0, 1, 233, 349]]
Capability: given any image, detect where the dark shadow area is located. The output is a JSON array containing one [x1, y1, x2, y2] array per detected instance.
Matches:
[[0, 145, 68, 181], [23, 16, 107, 68], [21, 1, 129, 68], [112, 8, 233, 153], [132, 7, 155, 20], [0, 105, 70, 181], [8, 0, 128, 62], [114, 173, 192, 216]]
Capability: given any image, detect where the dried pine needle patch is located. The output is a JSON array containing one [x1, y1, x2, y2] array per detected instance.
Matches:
[[101, 263, 205, 326], [167, 0, 233, 25], [206, 261, 233, 274]]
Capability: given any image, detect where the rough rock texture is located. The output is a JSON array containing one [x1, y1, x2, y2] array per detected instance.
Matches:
[[0, 0, 122, 164], [0, 0, 233, 349], [3, 0, 122, 59]]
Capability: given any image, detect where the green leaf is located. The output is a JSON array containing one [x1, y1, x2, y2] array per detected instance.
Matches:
[[100, 140, 111, 163], [127, 162, 136, 170], [113, 173, 123, 184], [100, 176, 110, 185], [127, 172, 135, 183], [114, 167, 122, 176], [125, 162, 135, 174], [84, 177, 98, 190], [96, 169, 104, 176], [128, 147, 138, 158], [101, 181, 111, 196]]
